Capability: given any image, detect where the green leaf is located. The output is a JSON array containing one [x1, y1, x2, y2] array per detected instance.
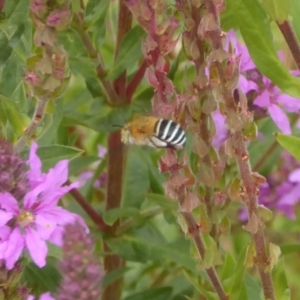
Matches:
[[290, 0, 300, 41], [38, 145, 83, 171], [103, 207, 140, 226], [107, 235, 197, 272], [123, 287, 173, 300], [280, 243, 300, 255], [4, 0, 29, 26], [276, 133, 300, 161], [38, 98, 64, 146], [273, 259, 291, 300], [23, 258, 61, 294], [107, 26, 146, 80], [182, 269, 218, 299], [263, 0, 291, 23], [228, 0, 300, 98], [21, 144, 83, 172], [0, 30, 12, 66], [144, 193, 177, 210], [102, 267, 130, 288], [68, 155, 101, 176], [86, 0, 109, 48], [244, 274, 261, 300], [0, 95, 28, 134], [122, 147, 150, 207]]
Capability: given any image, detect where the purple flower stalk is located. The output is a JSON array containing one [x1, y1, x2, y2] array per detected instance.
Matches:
[[57, 222, 104, 300], [0, 142, 87, 270]]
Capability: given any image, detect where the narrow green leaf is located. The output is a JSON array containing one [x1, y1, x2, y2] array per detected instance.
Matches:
[[182, 269, 218, 299], [85, 0, 109, 27], [9, 23, 25, 47], [5, 0, 29, 26], [276, 133, 300, 161], [290, 0, 300, 40], [37, 145, 83, 171], [228, 0, 300, 98], [273, 259, 291, 300], [280, 244, 300, 255], [21, 144, 83, 172], [0, 95, 28, 134], [103, 207, 140, 226], [102, 267, 130, 289], [263, 0, 291, 23], [68, 156, 101, 176], [122, 147, 150, 207], [123, 287, 173, 300], [0, 30, 12, 66], [107, 26, 146, 80], [107, 235, 197, 271], [23, 258, 61, 294]]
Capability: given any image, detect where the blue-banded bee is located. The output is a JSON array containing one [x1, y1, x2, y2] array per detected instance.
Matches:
[[120, 116, 186, 149]]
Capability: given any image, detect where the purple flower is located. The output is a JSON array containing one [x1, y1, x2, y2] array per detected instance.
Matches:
[[225, 30, 258, 93], [0, 142, 87, 270], [27, 292, 55, 300], [254, 75, 300, 134], [212, 110, 228, 149], [57, 222, 104, 300], [240, 152, 300, 220]]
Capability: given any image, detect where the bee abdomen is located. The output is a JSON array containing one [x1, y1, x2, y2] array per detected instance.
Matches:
[[155, 119, 186, 148]]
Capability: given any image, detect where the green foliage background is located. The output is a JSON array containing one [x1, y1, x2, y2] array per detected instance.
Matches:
[[1, 0, 300, 299]]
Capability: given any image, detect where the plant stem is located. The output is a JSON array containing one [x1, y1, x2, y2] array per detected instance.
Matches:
[[126, 59, 148, 102], [103, 2, 133, 299], [102, 131, 125, 300], [0, 0, 5, 12], [72, 14, 120, 105], [181, 212, 228, 300], [13, 97, 48, 153], [66, 179, 109, 232], [277, 20, 300, 71], [203, 1, 275, 299]]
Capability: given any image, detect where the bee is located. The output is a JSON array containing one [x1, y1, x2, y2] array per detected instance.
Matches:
[[120, 116, 186, 149]]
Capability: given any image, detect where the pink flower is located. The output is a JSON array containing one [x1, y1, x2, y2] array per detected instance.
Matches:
[[212, 110, 228, 149], [0, 142, 88, 270], [27, 292, 55, 300], [254, 76, 300, 134]]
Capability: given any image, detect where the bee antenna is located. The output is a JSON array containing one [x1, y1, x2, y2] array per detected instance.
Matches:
[[112, 124, 123, 129]]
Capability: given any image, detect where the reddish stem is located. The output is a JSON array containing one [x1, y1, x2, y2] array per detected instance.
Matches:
[[102, 131, 125, 300], [203, 1, 275, 299], [126, 59, 148, 103], [277, 20, 300, 71], [0, 0, 5, 12], [67, 180, 109, 232]]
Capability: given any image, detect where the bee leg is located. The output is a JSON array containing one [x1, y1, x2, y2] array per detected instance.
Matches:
[[149, 137, 167, 148]]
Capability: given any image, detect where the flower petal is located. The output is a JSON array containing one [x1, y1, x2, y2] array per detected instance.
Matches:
[[0, 226, 12, 240], [25, 227, 48, 268], [0, 210, 14, 226], [268, 104, 291, 134], [35, 214, 57, 240], [4, 228, 24, 270], [288, 169, 300, 183], [40, 292, 55, 300], [276, 94, 300, 113], [254, 90, 271, 108], [48, 226, 64, 246], [27, 142, 42, 188], [0, 193, 19, 214]]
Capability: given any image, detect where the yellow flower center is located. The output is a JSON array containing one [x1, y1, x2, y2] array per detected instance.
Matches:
[[18, 210, 34, 227]]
